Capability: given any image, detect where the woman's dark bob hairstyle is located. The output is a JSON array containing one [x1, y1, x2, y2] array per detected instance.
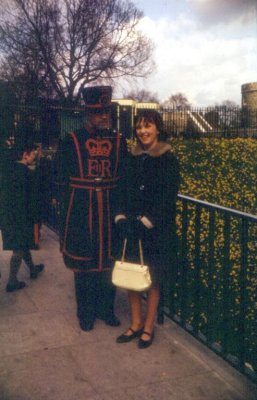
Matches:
[[14, 141, 38, 161], [134, 109, 167, 141]]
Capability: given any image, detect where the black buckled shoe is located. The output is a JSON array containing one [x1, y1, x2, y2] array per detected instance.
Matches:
[[79, 319, 95, 332], [6, 281, 26, 293], [138, 331, 155, 349], [116, 327, 144, 343], [30, 264, 45, 279]]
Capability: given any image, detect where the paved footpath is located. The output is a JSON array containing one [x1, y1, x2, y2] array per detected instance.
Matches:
[[0, 225, 256, 400]]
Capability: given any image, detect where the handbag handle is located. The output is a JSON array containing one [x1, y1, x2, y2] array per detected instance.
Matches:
[[121, 238, 144, 266]]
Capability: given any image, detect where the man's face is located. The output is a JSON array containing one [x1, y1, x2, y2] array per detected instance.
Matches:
[[87, 110, 111, 131], [24, 149, 38, 165]]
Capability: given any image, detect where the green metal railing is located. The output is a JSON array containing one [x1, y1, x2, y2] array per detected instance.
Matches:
[[0, 104, 257, 144], [158, 195, 257, 382], [43, 188, 257, 381]]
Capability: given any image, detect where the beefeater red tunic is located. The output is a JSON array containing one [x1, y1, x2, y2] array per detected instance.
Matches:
[[55, 127, 127, 272]]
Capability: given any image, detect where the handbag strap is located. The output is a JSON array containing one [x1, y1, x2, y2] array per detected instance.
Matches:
[[122, 238, 144, 265]]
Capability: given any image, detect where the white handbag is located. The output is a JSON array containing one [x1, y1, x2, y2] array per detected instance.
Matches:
[[112, 239, 152, 292]]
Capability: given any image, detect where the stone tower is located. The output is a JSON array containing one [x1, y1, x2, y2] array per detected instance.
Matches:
[[241, 82, 257, 108], [241, 82, 257, 131]]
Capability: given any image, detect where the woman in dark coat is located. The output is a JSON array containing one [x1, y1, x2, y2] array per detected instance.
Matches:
[[1, 142, 44, 292], [115, 109, 180, 348]]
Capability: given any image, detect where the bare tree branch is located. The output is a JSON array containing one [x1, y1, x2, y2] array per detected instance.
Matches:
[[162, 93, 191, 109], [0, 0, 154, 104], [123, 88, 159, 103]]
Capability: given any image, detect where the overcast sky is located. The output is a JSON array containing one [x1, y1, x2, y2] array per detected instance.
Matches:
[[119, 0, 257, 106]]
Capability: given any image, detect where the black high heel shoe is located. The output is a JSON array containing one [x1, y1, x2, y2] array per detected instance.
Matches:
[[138, 331, 155, 349], [116, 327, 144, 343]]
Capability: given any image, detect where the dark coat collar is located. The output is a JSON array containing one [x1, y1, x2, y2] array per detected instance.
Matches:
[[131, 141, 172, 158]]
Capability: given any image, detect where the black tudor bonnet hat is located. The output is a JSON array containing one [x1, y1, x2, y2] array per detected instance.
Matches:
[[82, 86, 112, 112]]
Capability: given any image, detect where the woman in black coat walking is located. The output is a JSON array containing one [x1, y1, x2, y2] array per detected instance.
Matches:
[[1, 142, 44, 292], [115, 109, 180, 348]]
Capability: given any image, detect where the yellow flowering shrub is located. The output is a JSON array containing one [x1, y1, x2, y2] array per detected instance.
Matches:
[[170, 138, 257, 214], [167, 138, 257, 373]]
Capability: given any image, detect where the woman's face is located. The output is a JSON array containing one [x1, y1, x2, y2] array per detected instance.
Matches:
[[23, 149, 38, 165], [136, 118, 159, 150]]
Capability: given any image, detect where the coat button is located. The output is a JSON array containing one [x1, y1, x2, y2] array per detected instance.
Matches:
[[140, 185, 145, 191]]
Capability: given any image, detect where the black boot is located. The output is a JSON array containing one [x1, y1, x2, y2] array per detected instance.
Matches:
[[6, 280, 26, 292], [6, 253, 26, 292], [30, 264, 45, 279], [102, 314, 120, 327], [79, 318, 95, 331]]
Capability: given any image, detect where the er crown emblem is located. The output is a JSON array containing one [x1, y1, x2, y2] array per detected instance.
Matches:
[[86, 138, 112, 157]]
